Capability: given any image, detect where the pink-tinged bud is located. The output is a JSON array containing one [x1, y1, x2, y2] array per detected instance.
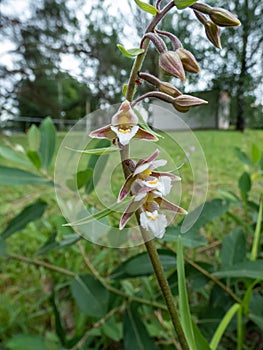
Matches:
[[205, 20, 222, 49], [176, 48, 200, 74], [159, 82, 182, 98], [210, 8, 241, 27], [143, 32, 167, 53], [173, 94, 208, 113], [138, 72, 182, 98], [111, 101, 138, 126], [138, 72, 161, 88], [159, 51, 186, 82], [155, 29, 183, 51]]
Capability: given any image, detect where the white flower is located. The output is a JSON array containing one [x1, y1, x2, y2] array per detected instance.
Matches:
[[140, 210, 167, 238], [110, 125, 139, 146]]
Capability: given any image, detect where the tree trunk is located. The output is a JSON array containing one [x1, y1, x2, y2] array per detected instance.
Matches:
[[235, 0, 249, 132]]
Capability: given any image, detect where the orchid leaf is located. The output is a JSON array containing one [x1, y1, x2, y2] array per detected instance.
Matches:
[[174, 0, 197, 9], [66, 146, 119, 155], [117, 44, 144, 58], [134, 0, 158, 15]]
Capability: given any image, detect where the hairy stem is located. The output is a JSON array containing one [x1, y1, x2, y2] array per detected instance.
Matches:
[[126, 0, 175, 101]]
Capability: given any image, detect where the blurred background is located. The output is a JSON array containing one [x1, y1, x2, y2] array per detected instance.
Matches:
[[1, 0, 262, 132]]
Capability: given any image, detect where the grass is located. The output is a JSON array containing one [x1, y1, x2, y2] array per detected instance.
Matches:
[[0, 129, 262, 345]]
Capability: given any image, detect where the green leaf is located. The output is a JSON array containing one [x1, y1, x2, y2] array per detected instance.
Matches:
[[111, 250, 176, 279], [238, 171, 251, 194], [85, 139, 111, 194], [122, 84, 128, 97], [134, 0, 158, 15], [1, 200, 47, 239], [164, 226, 207, 248], [191, 321, 211, 350], [249, 294, 263, 331], [64, 200, 128, 227], [50, 292, 66, 346], [76, 169, 93, 189], [251, 196, 263, 261], [66, 146, 119, 155], [0, 165, 51, 185], [102, 315, 122, 341], [174, 0, 197, 9], [221, 228, 246, 269], [164, 199, 228, 247], [177, 236, 196, 349], [210, 303, 240, 350], [27, 124, 40, 151], [214, 260, 263, 280], [117, 44, 145, 58], [6, 334, 52, 350], [39, 117, 56, 169], [234, 147, 253, 167], [0, 145, 31, 166], [251, 143, 261, 164], [0, 236, 7, 257], [37, 233, 80, 255], [123, 304, 159, 350], [27, 150, 42, 169], [71, 274, 109, 318]]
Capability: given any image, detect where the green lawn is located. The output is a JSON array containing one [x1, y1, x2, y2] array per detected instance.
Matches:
[[0, 129, 262, 346]]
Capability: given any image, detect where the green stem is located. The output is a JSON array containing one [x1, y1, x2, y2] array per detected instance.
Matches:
[[126, 0, 175, 101], [123, 2, 189, 348], [120, 1, 189, 350], [144, 236, 189, 349]]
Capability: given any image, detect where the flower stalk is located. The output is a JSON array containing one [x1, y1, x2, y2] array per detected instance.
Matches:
[[88, 1, 240, 348]]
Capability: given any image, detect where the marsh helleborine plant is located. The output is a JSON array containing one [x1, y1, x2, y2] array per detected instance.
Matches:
[[90, 1, 240, 239], [89, 1, 240, 348]]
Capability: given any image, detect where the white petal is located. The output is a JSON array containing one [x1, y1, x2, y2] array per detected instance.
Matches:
[[140, 210, 167, 238], [150, 159, 167, 170], [111, 125, 139, 145], [134, 192, 147, 201], [133, 162, 151, 176], [157, 176, 172, 196]]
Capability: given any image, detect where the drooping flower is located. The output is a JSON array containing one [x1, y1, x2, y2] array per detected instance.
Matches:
[[118, 149, 187, 238], [89, 100, 158, 146], [118, 149, 180, 201]]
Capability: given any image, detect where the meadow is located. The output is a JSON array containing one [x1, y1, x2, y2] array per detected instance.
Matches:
[[0, 128, 262, 349]]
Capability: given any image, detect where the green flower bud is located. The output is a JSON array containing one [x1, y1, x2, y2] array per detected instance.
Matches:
[[159, 51, 186, 82], [209, 8, 241, 27], [205, 20, 222, 49], [176, 47, 200, 73]]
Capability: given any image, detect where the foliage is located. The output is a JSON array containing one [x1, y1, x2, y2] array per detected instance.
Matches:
[[0, 118, 262, 349], [0, 0, 263, 349]]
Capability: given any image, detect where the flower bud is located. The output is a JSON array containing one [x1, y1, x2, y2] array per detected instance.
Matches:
[[155, 29, 183, 51], [209, 8, 241, 27], [159, 82, 182, 98], [176, 48, 200, 74], [191, 3, 212, 15], [173, 94, 208, 113], [111, 100, 138, 126], [205, 20, 222, 49], [159, 51, 186, 82], [138, 72, 160, 88], [143, 32, 167, 53]]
